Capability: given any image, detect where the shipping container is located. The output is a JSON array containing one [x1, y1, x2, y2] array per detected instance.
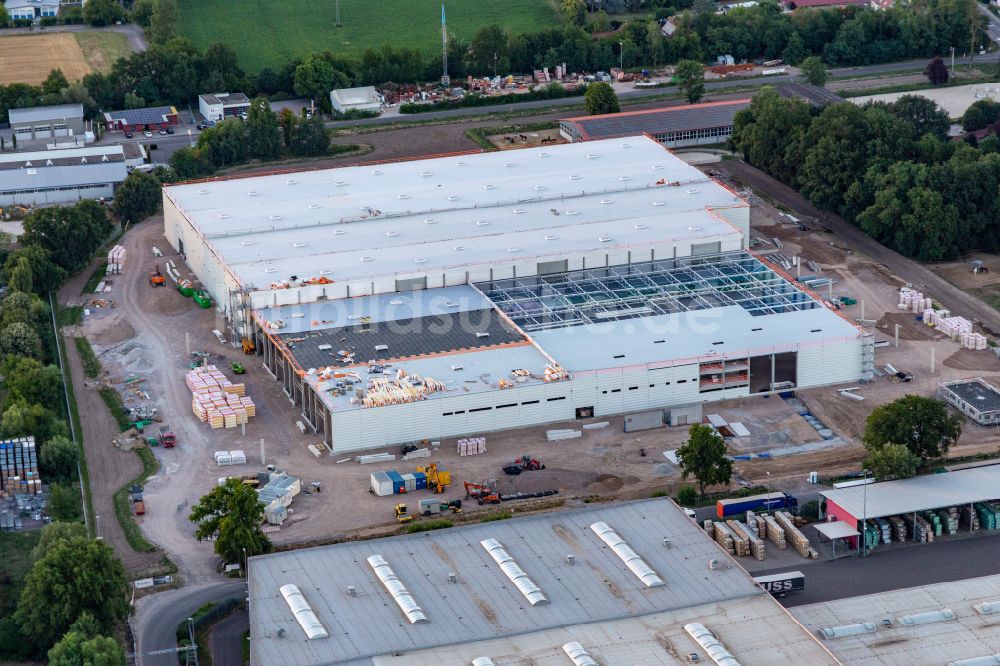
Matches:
[[401, 473, 416, 493], [717, 492, 797, 518], [387, 471, 405, 494], [370, 472, 394, 496], [624, 410, 665, 432], [414, 472, 428, 490]]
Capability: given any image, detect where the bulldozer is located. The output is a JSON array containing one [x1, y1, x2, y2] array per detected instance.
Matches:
[[416, 463, 451, 494], [149, 262, 165, 287], [394, 502, 414, 523]]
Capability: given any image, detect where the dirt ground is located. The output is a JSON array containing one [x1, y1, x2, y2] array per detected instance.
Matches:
[[487, 128, 563, 149], [0, 33, 92, 85]]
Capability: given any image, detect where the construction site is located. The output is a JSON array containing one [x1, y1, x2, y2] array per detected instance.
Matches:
[[63, 135, 1000, 585]]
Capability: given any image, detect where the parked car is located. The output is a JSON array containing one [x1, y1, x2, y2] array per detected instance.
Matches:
[[195, 122, 206, 130], [165, 126, 174, 134], [124, 130, 133, 138], [158, 128, 167, 135], [143, 130, 152, 138]]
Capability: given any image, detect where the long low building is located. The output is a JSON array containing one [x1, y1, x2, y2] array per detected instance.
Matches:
[[560, 99, 751, 147], [0, 145, 128, 207], [791, 574, 1000, 666], [163, 135, 870, 452], [248, 498, 840, 665]]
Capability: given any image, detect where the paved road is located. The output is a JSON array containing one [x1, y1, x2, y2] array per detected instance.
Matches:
[[211, 608, 249, 666], [134, 581, 246, 666], [977, 3, 1000, 45], [754, 532, 1000, 607], [713, 160, 1000, 334], [1, 23, 148, 51]]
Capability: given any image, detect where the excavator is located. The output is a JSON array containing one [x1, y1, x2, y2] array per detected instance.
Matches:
[[502, 455, 545, 476], [149, 262, 165, 287], [464, 480, 500, 505], [416, 463, 451, 494]]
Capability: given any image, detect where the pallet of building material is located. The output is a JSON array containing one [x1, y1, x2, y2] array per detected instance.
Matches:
[[921, 511, 943, 537], [887, 516, 908, 541], [755, 514, 767, 538], [763, 515, 787, 549], [457, 437, 486, 455], [961, 506, 980, 532], [863, 521, 880, 552], [776, 511, 812, 558], [355, 453, 395, 464], [729, 520, 765, 560], [725, 520, 751, 557], [937, 508, 959, 535], [546, 429, 582, 442], [403, 447, 432, 460], [874, 517, 891, 544], [703, 520, 715, 537], [712, 522, 736, 555], [582, 421, 609, 430], [745, 511, 760, 537], [975, 503, 998, 530]]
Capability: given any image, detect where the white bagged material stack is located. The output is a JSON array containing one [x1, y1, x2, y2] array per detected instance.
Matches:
[[229, 450, 247, 465]]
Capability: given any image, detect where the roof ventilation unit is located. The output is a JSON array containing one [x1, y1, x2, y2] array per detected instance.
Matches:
[[634, 224, 649, 230], [897, 609, 956, 626], [476, 221, 490, 226], [219, 213, 231, 219], [544, 235, 557, 241], [686, 189, 699, 194], [565, 210, 579, 216], [568, 175, 581, 180], [334, 181, 347, 186], [817, 623, 877, 639], [687, 226, 701, 231], [308, 204, 320, 209], [458, 161, 470, 166], [684, 623, 740, 666], [292, 242, 306, 247], [534, 186, 546, 191], [319, 270, 332, 275], [512, 209, 525, 214], [414, 258, 427, 264], [270, 215, 282, 220], [366, 555, 428, 624], [424, 219, 437, 224], [652, 165, 664, 170], [454, 246, 465, 251], [472, 659, 497, 666], [505, 162, 516, 168], [476, 332, 490, 338], [538, 152, 550, 157], [562, 642, 598, 666], [507, 248, 520, 253], [264, 268, 277, 273], [484, 184, 496, 190], [947, 655, 1000, 666], [420, 171, 432, 177], [372, 170, 383, 175], [589, 522, 664, 587], [446, 301, 459, 307], [285, 179, 297, 185], [385, 231, 399, 237], [586, 154, 598, 159], [248, 191, 260, 196], [397, 194, 409, 199], [448, 195, 460, 201], [333, 229, 346, 235], [198, 189, 209, 194], [240, 241, 253, 246], [480, 539, 548, 606], [598, 236, 613, 243], [600, 199, 612, 205], [652, 202, 665, 207], [279, 584, 329, 640], [618, 176, 631, 181], [360, 256, 373, 262], [620, 142, 631, 148], [975, 600, 1000, 615]]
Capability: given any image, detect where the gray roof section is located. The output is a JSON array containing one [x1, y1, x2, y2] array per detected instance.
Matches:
[[199, 92, 251, 107], [0, 145, 125, 171], [0, 163, 127, 192], [563, 100, 751, 140], [8, 103, 83, 125], [247, 499, 765, 665], [821, 465, 1000, 519], [940, 378, 1000, 413]]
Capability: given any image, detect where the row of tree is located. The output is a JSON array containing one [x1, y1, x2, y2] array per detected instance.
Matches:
[[730, 87, 1000, 261], [0, 0, 978, 124]]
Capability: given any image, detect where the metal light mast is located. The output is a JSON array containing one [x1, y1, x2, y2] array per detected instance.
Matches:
[[441, 4, 450, 87]]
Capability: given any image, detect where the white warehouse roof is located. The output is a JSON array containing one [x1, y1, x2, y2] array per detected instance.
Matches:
[[821, 465, 1000, 519], [330, 86, 381, 107], [163, 136, 747, 291], [247, 499, 823, 665]]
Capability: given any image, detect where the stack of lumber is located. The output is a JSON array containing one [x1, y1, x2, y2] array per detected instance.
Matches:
[[961, 506, 980, 532], [725, 520, 750, 557], [776, 511, 817, 558], [187, 366, 255, 429], [712, 522, 736, 555], [906, 514, 934, 542], [744, 511, 762, 537], [888, 516, 908, 541], [921, 511, 943, 537], [763, 515, 787, 549], [754, 514, 767, 538], [730, 520, 765, 560], [703, 520, 715, 536]]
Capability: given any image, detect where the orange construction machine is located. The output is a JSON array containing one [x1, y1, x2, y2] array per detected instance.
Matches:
[[149, 262, 165, 287]]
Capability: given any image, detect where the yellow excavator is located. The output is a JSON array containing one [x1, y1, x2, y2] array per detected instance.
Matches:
[[416, 463, 451, 494]]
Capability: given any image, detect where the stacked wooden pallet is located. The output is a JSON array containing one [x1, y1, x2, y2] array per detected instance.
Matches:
[[730, 520, 765, 560], [712, 522, 736, 555], [888, 516, 908, 541], [763, 515, 787, 549], [777, 511, 817, 558]]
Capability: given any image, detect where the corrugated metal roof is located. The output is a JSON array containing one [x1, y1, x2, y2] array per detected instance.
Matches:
[[563, 100, 751, 140], [247, 499, 771, 665], [8, 103, 83, 125], [0, 145, 124, 171], [0, 163, 127, 192], [821, 466, 1000, 519], [791, 574, 1000, 666]]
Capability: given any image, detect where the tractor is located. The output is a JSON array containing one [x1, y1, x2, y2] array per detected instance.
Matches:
[[502, 455, 545, 476]]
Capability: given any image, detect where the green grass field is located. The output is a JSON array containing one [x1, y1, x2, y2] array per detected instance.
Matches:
[[177, 0, 561, 72]]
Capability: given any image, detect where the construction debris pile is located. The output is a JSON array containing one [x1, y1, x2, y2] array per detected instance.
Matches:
[[186, 365, 256, 429], [106, 245, 126, 275], [0, 437, 40, 495]]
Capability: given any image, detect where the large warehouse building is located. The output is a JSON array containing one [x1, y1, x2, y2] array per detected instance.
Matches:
[[163, 136, 870, 453], [0, 145, 128, 207], [247, 499, 840, 665]]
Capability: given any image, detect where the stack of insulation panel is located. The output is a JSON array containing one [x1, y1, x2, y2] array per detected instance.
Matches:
[[899, 288, 932, 313], [106, 245, 126, 275], [0, 437, 40, 495], [187, 366, 255, 429], [457, 437, 487, 456]]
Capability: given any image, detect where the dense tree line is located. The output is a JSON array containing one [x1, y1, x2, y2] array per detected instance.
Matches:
[[731, 87, 1000, 261], [0, 0, 977, 124]]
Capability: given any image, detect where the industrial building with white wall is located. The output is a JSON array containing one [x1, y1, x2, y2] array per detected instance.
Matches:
[[163, 136, 871, 454]]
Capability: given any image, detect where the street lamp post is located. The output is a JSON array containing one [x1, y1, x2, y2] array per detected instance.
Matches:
[[619, 41, 624, 72], [861, 468, 870, 557], [243, 547, 248, 578]]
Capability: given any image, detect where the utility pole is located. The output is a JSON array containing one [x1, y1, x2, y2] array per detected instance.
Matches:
[[619, 40, 624, 72], [951, 46, 956, 76], [440, 4, 450, 86]]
